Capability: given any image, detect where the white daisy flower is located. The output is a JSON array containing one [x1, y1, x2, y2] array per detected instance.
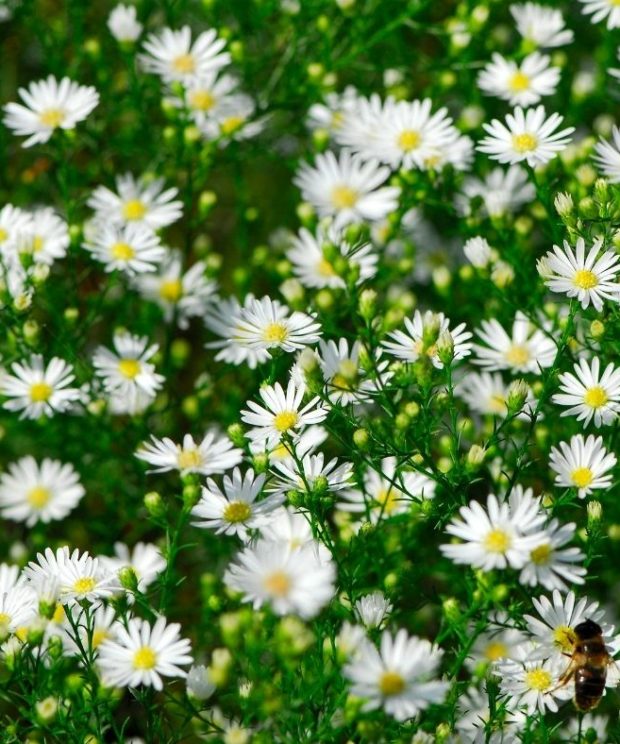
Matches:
[[223, 538, 336, 618], [97, 616, 192, 690], [477, 106, 574, 167], [191, 468, 283, 539], [463, 237, 493, 268], [518, 519, 586, 592], [17, 208, 69, 265], [107, 4, 143, 42], [561, 713, 609, 742], [294, 149, 401, 228], [101, 542, 166, 593], [579, 0, 620, 28], [0, 204, 32, 252], [440, 492, 546, 571], [205, 295, 271, 369], [259, 506, 326, 553], [552, 356, 620, 427], [510, 3, 574, 48], [0, 564, 21, 594], [88, 173, 183, 230], [456, 371, 535, 418], [343, 629, 449, 722], [478, 52, 560, 107], [0, 584, 38, 633], [457, 165, 535, 217], [84, 222, 166, 275], [136, 431, 242, 476], [0, 355, 82, 419], [467, 620, 527, 669], [3, 75, 99, 147], [337, 457, 436, 524], [267, 451, 353, 496], [240, 379, 327, 449], [92, 332, 164, 415], [496, 642, 573, 714], [140, 25, 230, 84], [355, 592, 393, 630], [56, 549, 119, 606], [473, 311, 556, 374], [593, 126, 620, 182], [306, 86, 360, 137], [171, 72, 238, 126], [539, 237, 620, 311], [336, 621, 367, 659], [23, 546, 69, 594], [318, 338, 388, 406], [549, 434, 617, 498], [134, 253, 216, 328], [456, 684, 526, 742], [287, 226, 378, 289], [0, 456, 85, 526], [197, 92, 263, 143], [382, 310, 472, 369]]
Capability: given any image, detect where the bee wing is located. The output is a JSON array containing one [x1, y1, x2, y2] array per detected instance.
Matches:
[[605, 658, 620, 688]]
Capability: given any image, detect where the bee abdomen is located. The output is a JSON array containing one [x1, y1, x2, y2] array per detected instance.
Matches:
[[574, 667, 606, 712]]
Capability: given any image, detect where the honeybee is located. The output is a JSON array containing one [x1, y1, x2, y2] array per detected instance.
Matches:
[[555, 619, 613, 712]]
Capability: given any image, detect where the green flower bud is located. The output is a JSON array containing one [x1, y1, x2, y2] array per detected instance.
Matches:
[[144, 491, 165, 518], [227, 423, 247, 448]]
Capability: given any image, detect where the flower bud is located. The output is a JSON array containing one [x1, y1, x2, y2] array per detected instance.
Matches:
[[506, 379, 528, 412], [144, 491, 165, 518], [227, 423, 246, 448], [119, 566, 138, 592], [186, 664, 216, 701], [352, 428, 369, 449], [587, 500, 602, 530], [437, 331, 454, 365], [554, 192, 573, 217], [358, 289, 377, 321], [36, 696, 59, 724], [590, 319, 605, 339], [466, 444, 486, 468]]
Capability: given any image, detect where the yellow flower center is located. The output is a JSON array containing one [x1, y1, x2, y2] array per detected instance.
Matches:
[[263, 322, 289, 343], [0, 228, 7, 243], [111, 242, 135, 261], [30, 382, 52, 403], [505, 344, 530, 366], [159, 278, 183, 302], [553, 625, 577, 653], [397, 129, 421, 151], [331, 111, 345, 129], [571, 467, 594, 489], [223, 500, 252, 524], [189, 90, 216, 111], [52, 603, 65, 624], [39, 108, 65, 128], [331, 185, 358, 209], [0, 612, 11, 626], [73, 577, 97, 595], [317, 258, 336, 277], [118, 358, 141, 379], [530, 543, 552, 565], [379, 671, 406, 696], [512, 133, 538, 153], [27, 486, 51, 509], [375, 488, 399, 515], [32, 235, 44, 253], [483, 528, 512, 554], [122, 199, 147, 221], [92, 629, 109, 648], [273, 410, 298, 433], [584, 386, 608, 409], [177, 448, 202, 470], [508, 71, 531, 92], [263, 570, 291, 597], [484, 641, 509, 661], [220, 116, 245, 136], [172, 53, 196, 74], [133, 645, 157, 670], [525, 668, 552, 692], [489, 393, 507, 414], [573, 269, 598, 290]]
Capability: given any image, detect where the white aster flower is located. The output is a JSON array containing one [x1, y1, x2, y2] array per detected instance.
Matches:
[[197, 92, 263, 143], [134, 253, 216, 328], [456, 371, 535, 418], [467, 618, 527, 669], [510, 3, 573, 48], [107, 4, 143, 42], [140, 25, 230, 83], [579, 0, 620, 28], [0, 456, 85, 526], [136, 431, 242, 476], [473, 311, 556, 374], [440, 492, 546, 571], [549, 433, 617, 498], [355, 592, 393, 630], [477, 106, 574, 167], [539, 237, 620, 311], [186, 664, 216, 701], [552, 356, 620, 427], [205, 295, 271, 369], [224, 538, 336, 618], [88, 173, 183, 230], [562, 713, 609, 742], [0, 204, 32, 252], [92, 332, 164, 415], [593, 126, 620, 182], [294, 149, 401, 228], [17, 208, 69, 265], [56, 549, 119, 606], [318, 338, 388, 406], [1, 355, 82, 419], [3, 75, 99, 147], [259, 506, 326, 553], [343, 629, 449, 722], [0, 584, 38, 633], [191, 468, 283, 539], [101, 542, 166, 593], [268, 451, 353, 496], [463, 237, 493, 268], [287, 226, 378, 289], [382, 310, 472, 368], [477, 53, 560, 107], [336, 621, 367, 659], [518, 518, 586, 592], [63, 605, 119, 657], [98, 616, 192, 690], [241, 379, 327, 449], [172, 72, 239, 126], [83, 222, 166, 275], [457, 165, 535, 217], [306, 86, 360, 136], [456, 683, 526, 743]]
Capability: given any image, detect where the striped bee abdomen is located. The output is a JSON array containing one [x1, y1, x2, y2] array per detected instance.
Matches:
[[574, 666, 606, 711]]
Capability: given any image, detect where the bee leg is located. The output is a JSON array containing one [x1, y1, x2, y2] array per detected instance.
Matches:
[[546, 662, 576, 694]]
